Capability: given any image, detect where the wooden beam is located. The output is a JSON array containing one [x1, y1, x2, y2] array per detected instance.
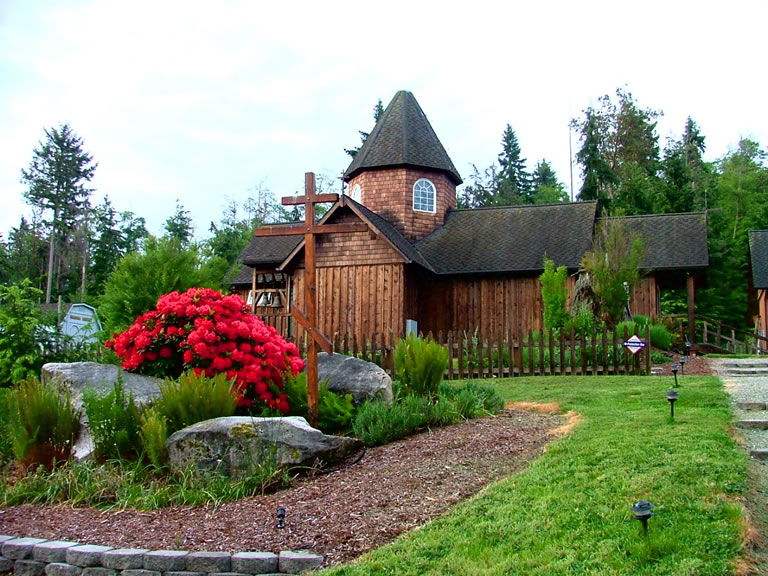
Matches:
[[282, 193, 339, 205], [687, 274, 695, 346], [290, 306, 332, 354], [254, 222, 368, 237]]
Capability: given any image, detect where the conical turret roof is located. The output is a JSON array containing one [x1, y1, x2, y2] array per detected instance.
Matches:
[[344, 91, 462, 185]]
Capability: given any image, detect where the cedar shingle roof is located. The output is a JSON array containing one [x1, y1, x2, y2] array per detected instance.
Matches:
[[238, 225, 302, 268], [597, 212, 709, 270], [416, 202, 598, 274], [344, 91, 462, 185], [749, 230, 768, 289]]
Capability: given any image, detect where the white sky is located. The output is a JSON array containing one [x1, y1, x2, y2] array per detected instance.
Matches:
[[1, 0, 766, 240]]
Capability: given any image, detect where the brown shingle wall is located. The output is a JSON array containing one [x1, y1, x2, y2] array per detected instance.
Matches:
[[292, 264, 405, 345], [348, 167, 456, 242], [630, 276, 659, 319], [315, 212, 405, 267]]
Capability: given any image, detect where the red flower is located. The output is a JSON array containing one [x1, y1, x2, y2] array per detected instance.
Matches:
[[106, 287, 302, 413]]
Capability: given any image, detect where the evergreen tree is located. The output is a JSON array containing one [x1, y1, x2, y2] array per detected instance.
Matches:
[[531, 159, 568, 204], [573, 88, 661, 215], [4, 216, 48, 288], [575, 111, 616, 210], [495, 124, 530, 205], [163, 200, 194, 247], [21, 124, 97, 303], [345, 98, 384, 158]]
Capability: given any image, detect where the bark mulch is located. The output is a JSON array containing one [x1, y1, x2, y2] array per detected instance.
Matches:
[[0, 409, 564, 568]]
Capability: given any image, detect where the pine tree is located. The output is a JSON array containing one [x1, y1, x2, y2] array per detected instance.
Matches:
[[531, 159, 568, 204], [21, 124, 97, 303], [164, 201, 194, 247], [495, 124, 530, 204]]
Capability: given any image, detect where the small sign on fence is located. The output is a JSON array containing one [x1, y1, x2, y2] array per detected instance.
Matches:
[[623, 335, 647, 355]]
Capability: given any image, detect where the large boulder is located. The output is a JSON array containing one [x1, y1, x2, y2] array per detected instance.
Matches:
[[41, 362, 163, 459], [166, 416, 362, 478], [316, 352, 393, 405]]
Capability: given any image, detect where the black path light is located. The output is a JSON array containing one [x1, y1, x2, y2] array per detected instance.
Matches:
[[666, 389, 679, 419], [277, 507, 286, 529], [679, 354, 687, 375], [631, 501, 654, 537], [671, 364, 679, 388]]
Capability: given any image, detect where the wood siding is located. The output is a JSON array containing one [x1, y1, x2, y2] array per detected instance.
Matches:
[[629, 276, 659, 319], [292, 263, 405, 345]]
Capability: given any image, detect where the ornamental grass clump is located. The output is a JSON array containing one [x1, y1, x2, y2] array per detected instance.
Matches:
[[82, 379, 142, 461], [6, 376, 80, 469], [394, 333, 449, 399], [154, 370, 238, 436], [106, 287, 304, 414]]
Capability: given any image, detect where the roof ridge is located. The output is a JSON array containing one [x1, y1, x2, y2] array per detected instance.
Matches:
[[598, 210, 707, 220], [451, 200, 597, 213]]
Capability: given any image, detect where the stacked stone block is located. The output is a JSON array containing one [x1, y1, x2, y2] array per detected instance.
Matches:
[[0, 536, 322, 575]]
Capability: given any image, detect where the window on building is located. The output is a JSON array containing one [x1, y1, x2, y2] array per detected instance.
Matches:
[[350, 183, 361, 202], [413, 178, 436, 213]]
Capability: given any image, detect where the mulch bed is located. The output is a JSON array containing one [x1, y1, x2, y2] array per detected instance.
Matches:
[[0, 409, 564, 567]]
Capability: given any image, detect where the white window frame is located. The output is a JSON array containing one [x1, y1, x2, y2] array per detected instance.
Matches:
[[350, 183, 361, 202], [413, 178, 436, 213]]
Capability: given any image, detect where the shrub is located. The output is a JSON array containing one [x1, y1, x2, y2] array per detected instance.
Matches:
[[0, 281, 48, 385], [564, 302, 597, 337], [540, 257, 569, 332], [139, 407, 169, 468], [6, 377, 80, 468], [633, 314, 650, 327], [106, 287, 303, 413], [0, 388, 12, 462], [155, 370, 238, 436], [394, 333, 449, 399], [282, 372, 356, 434], [82, 379, 142, 461], [649, 323, 673, 351], [352, 398, 433, 446], [441, 382, 504, 419]]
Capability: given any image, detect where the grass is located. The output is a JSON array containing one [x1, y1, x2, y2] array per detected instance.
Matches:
[[323, 376, 747, 575]]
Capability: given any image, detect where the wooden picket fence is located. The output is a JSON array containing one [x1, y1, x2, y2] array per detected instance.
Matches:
[[282, 324, 652, 380]]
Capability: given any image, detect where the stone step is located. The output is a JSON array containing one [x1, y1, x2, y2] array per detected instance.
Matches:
[[736, 401, 768, 411], [750, 449, 768, 460], [721, 368, 768, 376], [735, 419, 768, 430]]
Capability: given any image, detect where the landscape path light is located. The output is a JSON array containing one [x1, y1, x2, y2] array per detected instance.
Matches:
[[277, 507, 286, 529], [671, 364, 679, 388], [666, 389, 679, 419], [680, 355, 687, 375], [631, 500, 654, 537]]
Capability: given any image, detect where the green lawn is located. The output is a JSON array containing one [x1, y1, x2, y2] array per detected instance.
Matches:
[[324, 376, 747, 575]]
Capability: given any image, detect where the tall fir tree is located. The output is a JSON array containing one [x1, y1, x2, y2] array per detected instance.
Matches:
[[531, 159, 568, 204], [21, 124, 97, 303], [495, 124, 530, 205]]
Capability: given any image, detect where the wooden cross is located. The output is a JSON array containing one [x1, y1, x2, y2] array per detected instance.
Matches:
[[253, 172, 367, 426]]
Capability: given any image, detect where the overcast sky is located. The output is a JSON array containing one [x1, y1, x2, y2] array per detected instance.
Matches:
[[1, 1, 766, 240]]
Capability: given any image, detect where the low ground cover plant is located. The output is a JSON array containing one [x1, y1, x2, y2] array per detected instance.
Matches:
[[83, 379, 142, 461]]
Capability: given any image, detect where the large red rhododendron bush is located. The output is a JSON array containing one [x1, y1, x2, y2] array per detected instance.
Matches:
[[106, 288, 303, 413]]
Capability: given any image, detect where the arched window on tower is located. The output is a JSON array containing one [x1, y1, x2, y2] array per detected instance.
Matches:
[[413, 178, 436, 213], [350, 183, 361, 203]]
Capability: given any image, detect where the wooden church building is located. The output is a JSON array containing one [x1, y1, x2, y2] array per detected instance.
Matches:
[[231, 91, 709, 344]]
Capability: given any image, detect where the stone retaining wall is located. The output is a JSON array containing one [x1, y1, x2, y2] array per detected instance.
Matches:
[[0, 535, 322, 576]]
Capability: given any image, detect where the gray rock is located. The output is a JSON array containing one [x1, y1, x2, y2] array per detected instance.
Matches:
[[185, 552, 230, 573], [164, 572, 204, 576], [66, 546, 113, 568], [231, 552, 278, 574], [121, 570, 161, 576], [167, 417, 362, 478], [0, 535, 17, 545], [0, 558, 13, 574], [45, 564, 82, 576], [33, 542, 79, 563], [100, 550, 148, 571], [277, 551, 323, 573], [41, 363, 162, 459], [13, 560, 45, 576], [142, 551, 188, 572], [3, 538, 48, 560], [316, 353, 393, 405], [80, 569, 115, 576]]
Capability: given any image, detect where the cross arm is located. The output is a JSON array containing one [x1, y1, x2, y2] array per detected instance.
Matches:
[[254, 222, 369, 237], [281, 193, 339, 205]]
